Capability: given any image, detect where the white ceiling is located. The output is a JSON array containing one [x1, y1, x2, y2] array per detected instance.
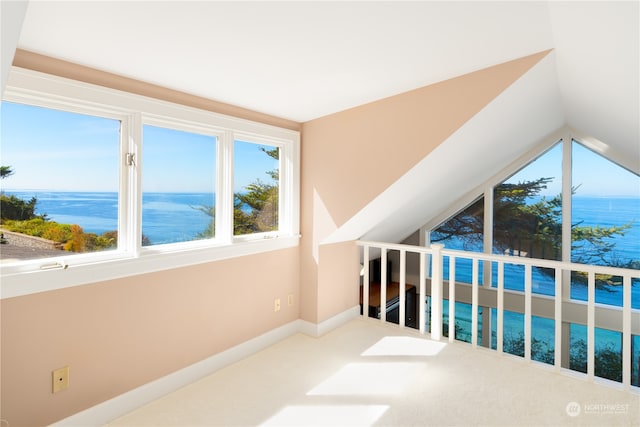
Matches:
[[14, 1, 638, 165], [15, 1, 558, 122], [8, 1, 640, 242]]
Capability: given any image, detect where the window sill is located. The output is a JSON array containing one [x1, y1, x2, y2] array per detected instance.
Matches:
[[0, 235, 300, 299]]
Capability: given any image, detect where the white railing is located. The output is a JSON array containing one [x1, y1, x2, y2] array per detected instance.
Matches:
[[357, 240, 640, 391]]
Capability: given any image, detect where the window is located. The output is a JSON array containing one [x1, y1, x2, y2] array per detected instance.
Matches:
[[428, 138, 639, 304], [492, 143, 562, 295], [233, 140, 280, 236], [142, 124, 217, 246], [570, 140, 640, 307], [494, 143, 563, 261], [430, 195, 485, 284], [0, 101, 122, 261], [0, 68, 299, 297]]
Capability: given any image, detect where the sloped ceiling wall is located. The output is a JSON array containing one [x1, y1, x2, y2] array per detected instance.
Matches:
[[303, 51, 562, 247], [549, 1, 639, 174], [332, 51, 566, 244]]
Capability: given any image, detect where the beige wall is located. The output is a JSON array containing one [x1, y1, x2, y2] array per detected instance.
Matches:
[[299, 51, 549, 323], [1, 248, 299, 426], [12, 49, 301, 132], [317, 241, 360, 322]]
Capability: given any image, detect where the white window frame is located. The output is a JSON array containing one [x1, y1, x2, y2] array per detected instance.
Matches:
[[0, 67, 300, 298], [231, 134, 290, 242]]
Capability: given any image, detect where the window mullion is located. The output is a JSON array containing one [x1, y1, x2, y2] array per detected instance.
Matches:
[[561, 134, 572, 300], [277, 144, 287, 236], [483, 185, 493, 287], [281, 140, 299, 237], [126, 113, 143, 254], [216, 131, 234, 243]]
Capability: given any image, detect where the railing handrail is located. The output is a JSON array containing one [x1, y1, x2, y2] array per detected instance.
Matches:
[[357, 240, 640, 279]]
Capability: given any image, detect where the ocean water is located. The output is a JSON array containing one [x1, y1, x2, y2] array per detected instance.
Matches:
[[4, 191, 215, 245]]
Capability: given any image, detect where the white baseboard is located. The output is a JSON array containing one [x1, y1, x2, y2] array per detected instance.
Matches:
[[51, 307, 359, 427], [298, 305, 360, 337]]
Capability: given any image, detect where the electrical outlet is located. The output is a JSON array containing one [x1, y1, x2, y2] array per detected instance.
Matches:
[[52, 366, 69, 393], [288, 294, 294, 306], [274, 298, 281, 312]]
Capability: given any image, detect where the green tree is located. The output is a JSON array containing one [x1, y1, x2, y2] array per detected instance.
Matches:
[[432, 177, 636, 291], [1, 166, 40, 221], [194, 147, 279, 237], [493, 178, 563, 260], [569, 338, 623, 382], [1, 195, 38, 221], [234, 147, 279, 235], [193, 205, 215, 239], [1, 165, 14, 180]]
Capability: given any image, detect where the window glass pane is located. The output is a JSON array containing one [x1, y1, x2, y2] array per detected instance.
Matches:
[[494, 143, 563, 259], [493, 143, 562, 294], [233, 140, 279, 235], [569, 323, 625, 383], [489, 309, 555, 364], [570, 141, 640, 308], [431, 196, 485, 284], [142, 125, 216, 246], [440, 300, 483, 344], [1, 101, 120, 262]]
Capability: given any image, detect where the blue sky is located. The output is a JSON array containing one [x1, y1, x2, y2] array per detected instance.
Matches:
[[1, 101, 638, 197], [1, 102, 278, 193], [505, 142, 640, 198]]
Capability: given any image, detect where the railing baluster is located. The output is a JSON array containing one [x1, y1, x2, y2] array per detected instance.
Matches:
[[497, 261, 504, 354], [471, 258, 479, 348], [623, 274, 631, 389], [449, 256, 456, 342], [399, 249, 406, 328], [430, 244, 444, 340], [380, 249, 388, 323], [525, 264, 532, 362], [355, 240, 640, 393], [554, 267, 562, 371], [362, 245, 370, 319], [587, 270, 595, 380], [419, 252, 426, 334]]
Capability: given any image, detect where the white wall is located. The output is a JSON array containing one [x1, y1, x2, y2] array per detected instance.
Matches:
[[1, 0, 28, 96]]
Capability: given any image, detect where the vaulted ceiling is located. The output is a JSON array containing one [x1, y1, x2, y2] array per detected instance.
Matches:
[[3, 1, 638, 243], [7, 1, 638, 164]]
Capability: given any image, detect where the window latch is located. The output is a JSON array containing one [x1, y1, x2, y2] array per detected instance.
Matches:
[[126, 153, 136, 166], [40, 262, 68, 270]]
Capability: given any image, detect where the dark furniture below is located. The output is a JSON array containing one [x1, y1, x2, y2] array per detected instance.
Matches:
[[360, 281, 417, 328]]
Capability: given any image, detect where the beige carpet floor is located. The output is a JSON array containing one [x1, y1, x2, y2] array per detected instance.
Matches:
[[107, 318, 639, 426]]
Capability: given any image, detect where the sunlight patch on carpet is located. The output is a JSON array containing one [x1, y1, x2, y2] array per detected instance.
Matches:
[[307, 362, 421, 395], [361, 336, 447, 356]]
